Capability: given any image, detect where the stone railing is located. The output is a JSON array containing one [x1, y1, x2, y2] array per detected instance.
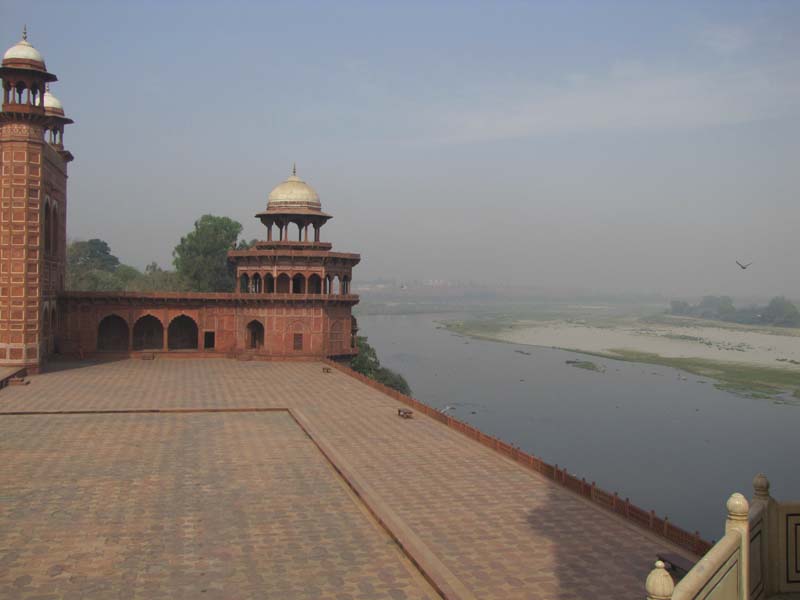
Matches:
[[645, 474, 796, 600], [323, 359, 712, 556]]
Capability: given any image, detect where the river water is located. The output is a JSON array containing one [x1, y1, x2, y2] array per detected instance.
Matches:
[[359, 312, 799, 540]]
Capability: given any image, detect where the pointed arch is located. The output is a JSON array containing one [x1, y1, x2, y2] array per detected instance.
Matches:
[[167, 315, 198, 350], [133, 315, 164, 350], [252, 273, 262, 294], [43, 198, 51, 254], [276, 273, 290, 294], [292, 273, 305, 294], [51, 203, 58, 255], [239, 273, 250, 293], [246, 319, 264, 350], [97, 314, 129, 351], [289, 320, 307, 352], [307, 274, 322, 294], [264, 273, 275, 293]]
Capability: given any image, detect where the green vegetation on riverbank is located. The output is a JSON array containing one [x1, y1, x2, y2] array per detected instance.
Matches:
[[350, 336, 411, 395], [443, 318, 800, 402], [596, 350, 800, 401], [566, 359, 604, 372]]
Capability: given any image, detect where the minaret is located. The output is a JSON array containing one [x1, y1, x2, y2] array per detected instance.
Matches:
[[0, 29, 73, 372]]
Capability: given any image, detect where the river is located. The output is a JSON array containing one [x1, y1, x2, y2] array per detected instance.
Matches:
[[359, 312, 799, 540]]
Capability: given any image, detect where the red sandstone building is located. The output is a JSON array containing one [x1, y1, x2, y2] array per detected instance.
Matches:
[[0, 32, 359, 373]]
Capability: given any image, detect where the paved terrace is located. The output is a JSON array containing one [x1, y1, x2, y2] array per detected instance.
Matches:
[[0, 359, 693, 599]]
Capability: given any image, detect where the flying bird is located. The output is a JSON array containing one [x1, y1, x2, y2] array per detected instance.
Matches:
[[736, 261, 752, 270]]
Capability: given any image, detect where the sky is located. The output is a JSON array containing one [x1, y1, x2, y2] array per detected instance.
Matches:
[[2, 1, 799, 299]]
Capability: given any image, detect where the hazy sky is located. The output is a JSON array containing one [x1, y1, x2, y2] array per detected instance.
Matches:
[[3, 1, 799, 299]]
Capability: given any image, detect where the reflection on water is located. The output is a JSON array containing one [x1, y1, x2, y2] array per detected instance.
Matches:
[[360, 312, 800, 540]]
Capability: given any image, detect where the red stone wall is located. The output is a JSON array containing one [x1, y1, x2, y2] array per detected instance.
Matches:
[[59, 295, 358, 359], [0, 123, 66, 371]]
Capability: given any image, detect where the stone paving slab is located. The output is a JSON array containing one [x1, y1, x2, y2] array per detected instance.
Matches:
[[0, 359, 693, 599], [0, 411, 435, 600]]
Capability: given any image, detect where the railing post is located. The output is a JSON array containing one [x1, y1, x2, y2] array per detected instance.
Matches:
[[645, 560, 674, 600], [725, 492, 750, 599], [752, 473, 777, 597]]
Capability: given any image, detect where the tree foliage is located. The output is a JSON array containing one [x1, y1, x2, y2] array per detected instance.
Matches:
[[67, 240, 187, 292], [172, 215, 243, 292], [67, 239, 125, 290], [67, 238, 120, 272], [351, 336, 411, 395], [763, 296, 800, 327], [128, 262, 189, 292], [669, 295, 800, 327]]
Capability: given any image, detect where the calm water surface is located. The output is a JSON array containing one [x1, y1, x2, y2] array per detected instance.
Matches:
[[360, 312, 799, 540]]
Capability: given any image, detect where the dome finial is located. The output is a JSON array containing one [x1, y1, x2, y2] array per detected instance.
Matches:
[[22, 25, 28, 41], [292, 162, 297, 177]]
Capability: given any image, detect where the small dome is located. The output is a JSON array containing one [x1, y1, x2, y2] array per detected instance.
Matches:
[[266, 166, 322, 211], [43, 88, 64, 114], [3, 29, 46, 69]]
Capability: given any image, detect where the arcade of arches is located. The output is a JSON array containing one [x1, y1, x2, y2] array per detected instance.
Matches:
[[96, 314, 199, 352], [76, 301, 359, 359]]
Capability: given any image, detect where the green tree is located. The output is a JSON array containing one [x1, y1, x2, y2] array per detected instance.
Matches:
[[67, 239, 125, 290], [115, 264, 143, 287], [373, 367, 411, 395], [697, 295, 735, 318], [351, 336, 411, 395], [762, 297, 800, 327], [351, 336, 380, 377], [173, 215, 243, 292], [236, 238, 259, 250], [669, 300, 690, 315], [68, 239, 119, 272], [126, 262, 188, 292]]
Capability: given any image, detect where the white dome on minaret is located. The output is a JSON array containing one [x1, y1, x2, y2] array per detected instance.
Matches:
[[43, 87, 64, 114], [2, 27, 46, 70]]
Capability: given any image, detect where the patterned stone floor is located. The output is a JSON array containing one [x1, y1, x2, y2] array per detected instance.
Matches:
[[0, 359, 694, 599]]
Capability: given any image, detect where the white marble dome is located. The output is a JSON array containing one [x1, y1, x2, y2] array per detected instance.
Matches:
[[267, 168, 321, 210], [43, 88, 63, 112], [3, 37, 45, 67]]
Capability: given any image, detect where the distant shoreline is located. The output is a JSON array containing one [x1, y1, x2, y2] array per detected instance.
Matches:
[[443, 316, 800, 401]]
